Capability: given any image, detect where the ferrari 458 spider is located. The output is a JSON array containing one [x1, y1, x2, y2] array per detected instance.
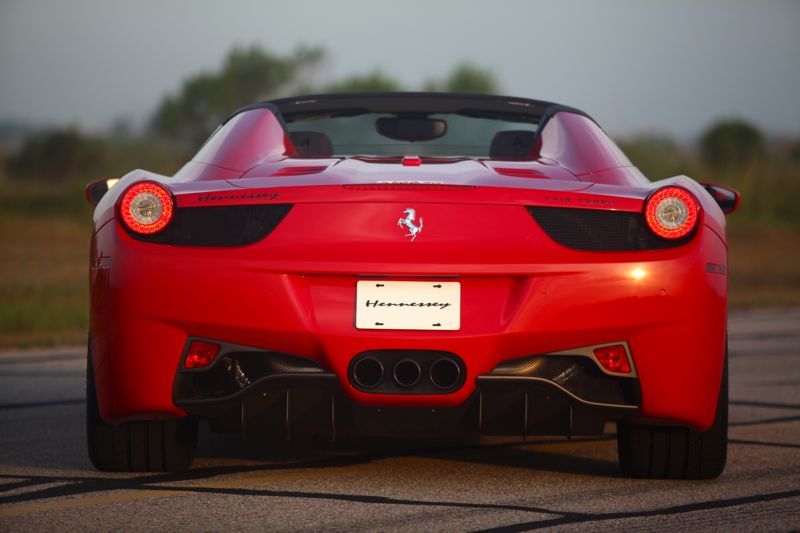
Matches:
[[85, 93, 739, 478]]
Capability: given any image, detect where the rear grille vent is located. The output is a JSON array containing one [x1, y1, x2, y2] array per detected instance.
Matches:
[[174, 351, 326, 403], [126, 204, 292, 246], [527, 206, 693, 251], [489, 356, 636, 406]]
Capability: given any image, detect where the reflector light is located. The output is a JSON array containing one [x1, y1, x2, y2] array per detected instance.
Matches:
[[644, 187, 699, 239], [593, 344, 632, 374], [184, 340, 221, 369], [120, 181, 174, 234]]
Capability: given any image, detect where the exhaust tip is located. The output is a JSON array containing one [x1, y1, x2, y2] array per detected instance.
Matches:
[[353, 357, 384, 389], [430, 358, 461, 390], [393, 358, 422, 388]]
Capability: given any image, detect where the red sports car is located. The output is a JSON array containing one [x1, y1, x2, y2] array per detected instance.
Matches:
[[85, 93, 739, 478]]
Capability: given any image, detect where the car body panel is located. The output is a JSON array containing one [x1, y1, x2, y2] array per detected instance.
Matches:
[[89, 94, 729, 434]]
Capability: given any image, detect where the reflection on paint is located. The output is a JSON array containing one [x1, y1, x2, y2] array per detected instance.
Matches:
[[630, 267, 646, 281]]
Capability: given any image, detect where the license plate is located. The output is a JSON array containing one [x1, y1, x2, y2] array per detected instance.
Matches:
[[355, 281, 461, 331]]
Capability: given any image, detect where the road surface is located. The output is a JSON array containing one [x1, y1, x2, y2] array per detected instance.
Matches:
[[1, 308, 798, 531]]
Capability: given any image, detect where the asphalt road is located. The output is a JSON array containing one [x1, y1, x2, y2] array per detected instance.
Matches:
[[1, 308, 798, 531]]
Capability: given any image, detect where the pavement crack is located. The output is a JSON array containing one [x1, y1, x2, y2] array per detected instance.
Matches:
[[729, 400, 800, 411], [729, 439, 800, 450], [730, 414, 800, 427], [473, 489, 800, 532], [0, 399, 84, 411]]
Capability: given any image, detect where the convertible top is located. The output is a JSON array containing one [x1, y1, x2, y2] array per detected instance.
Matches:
[[229, 92, 590, 124], [180, 92, 634, 182]]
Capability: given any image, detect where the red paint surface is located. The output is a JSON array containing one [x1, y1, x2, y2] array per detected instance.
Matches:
[[89, 106, 730, 432]]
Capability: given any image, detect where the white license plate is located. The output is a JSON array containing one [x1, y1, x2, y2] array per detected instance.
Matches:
[[355, 281, 461, 331]]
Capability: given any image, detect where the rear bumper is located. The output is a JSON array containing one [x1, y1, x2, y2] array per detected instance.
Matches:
[[172, 339, 639, 436], [173, 369, 637, 439], [90, 219, 727, 431]]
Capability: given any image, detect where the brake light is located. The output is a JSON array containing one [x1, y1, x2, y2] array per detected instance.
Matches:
[[184, 340, 221, 369], [120, 181, 174, 235], [593, 344, 632, 374], [644, 186, 699, 239]]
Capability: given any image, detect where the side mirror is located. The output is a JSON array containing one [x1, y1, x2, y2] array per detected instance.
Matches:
[[702, 183, 740, 215], [85, 178, 120, 206]]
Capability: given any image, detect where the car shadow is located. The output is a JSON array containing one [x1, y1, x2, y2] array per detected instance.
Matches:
[[0, 429, 620, 509], [195, 422, 621, 478], [0, 404, 621, 510]]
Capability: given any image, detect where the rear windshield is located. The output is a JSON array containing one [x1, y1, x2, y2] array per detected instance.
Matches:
[[283, 111, 539, 158]]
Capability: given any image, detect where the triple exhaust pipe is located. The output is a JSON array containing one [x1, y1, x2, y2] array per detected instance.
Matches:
[[352, 354, 462, 392]]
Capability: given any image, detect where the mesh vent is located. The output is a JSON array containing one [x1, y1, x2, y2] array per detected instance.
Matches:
[[490, 356, 631, 405], [233, 351, 326, 380], [528, 206, 692, 251], [127, 204, 292, 246], [262, 354, 326, 374], [174, 351, 325, 403]]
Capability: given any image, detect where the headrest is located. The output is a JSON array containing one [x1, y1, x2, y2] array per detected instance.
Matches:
[[289, 131, 333, 158], [489, 130, 536, 159]]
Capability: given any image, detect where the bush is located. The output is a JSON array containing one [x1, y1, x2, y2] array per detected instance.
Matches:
[[424, 64, 499, 94], [700, 119, 765, 173], [617, 134, 691, 181], [6, 128, 109, 183], [150, 45, 323, 147]]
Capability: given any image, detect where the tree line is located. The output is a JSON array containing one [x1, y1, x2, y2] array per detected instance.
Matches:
[[5, 45, 499, 183], [3, 45, 798, 226]]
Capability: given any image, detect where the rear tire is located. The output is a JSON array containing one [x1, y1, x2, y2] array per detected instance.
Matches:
[[617, 346, 728, 479], [86, 337, 197, 472]]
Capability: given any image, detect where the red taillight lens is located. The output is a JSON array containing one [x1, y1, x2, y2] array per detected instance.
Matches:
[[120, 181, 174, 234], [593, 344, 632, 374], [184, 340, 221, 369], [644, 186, 699, 239]]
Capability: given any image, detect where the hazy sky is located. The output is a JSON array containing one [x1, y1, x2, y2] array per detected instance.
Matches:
[[1, 0, 798, 140]]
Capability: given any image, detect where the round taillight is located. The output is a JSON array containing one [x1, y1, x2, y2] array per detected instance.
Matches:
[[644, 186, 699, 239], [120, 181, 174, 234]]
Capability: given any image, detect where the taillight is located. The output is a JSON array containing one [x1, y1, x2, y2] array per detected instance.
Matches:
[[593, 344, 632, 374], [120, 181, 174, 234], [184, 340, 221, 369], [644, 186, 699, 239]]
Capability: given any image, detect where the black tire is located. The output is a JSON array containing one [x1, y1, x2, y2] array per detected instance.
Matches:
[[86, 337, 197, 472], [617, 346, 728, 479]]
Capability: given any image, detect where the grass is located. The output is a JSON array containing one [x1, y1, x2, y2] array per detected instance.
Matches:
[[727, 221, 800, 308], [1, 133, 797, 348], [4, 116, 797, 348], [0, 212, 797, 349], [0, 214, 90, 348]]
